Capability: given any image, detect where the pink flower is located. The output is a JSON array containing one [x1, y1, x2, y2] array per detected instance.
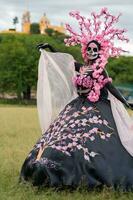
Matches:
[[77, 144, 82, 150], [93, 116, 98, 120], [62, 136, 67, 139], [106, 133, 111, 138], [70, 124, 75, 128], [90, 136, 95, 141], [82, 77, 93, 88], [68, 143, 73, 148], [83, 133, 88, 137], [101, 7, 108, 14], [69, 119, 74, 123], [73, 112, 79, 117], [101, 135, 106, 139], [81, 37, 88, 44], [82, 106, 86, 111], [98, 75, 104, 81], [94, 83, 100, 91], [84, 154, 90, 161], [62, 146, 68, 151], [87, 92, 99, 102], [88, 118, 93, 123], [87, 107, 93, 111], [68, 134, 72, 138], [73, 137, 78, 142], [103, 119, 108, 125], [93, 127, 98, 132], [82, 119, 87, 123], [73, 142, 77, 146], [92, 71, 99, 79], [51, 144, 56, 148], [76, 133, 81, 138], [55, 146, 62, 150], [76, 78, 82, 85], [69, 11, 80, 17], [98, 119, 102, 124], [75, 120, 80, 124]]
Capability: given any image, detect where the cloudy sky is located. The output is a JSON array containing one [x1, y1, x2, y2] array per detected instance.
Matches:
[[0, 0, 133, 55]]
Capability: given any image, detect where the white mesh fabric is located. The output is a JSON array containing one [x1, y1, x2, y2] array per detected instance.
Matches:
[[108, 91, 133, 156], [37, 50, 77, 133]]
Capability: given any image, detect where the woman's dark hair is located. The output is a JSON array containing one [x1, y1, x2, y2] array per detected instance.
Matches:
[[87, 40, 101, 50]]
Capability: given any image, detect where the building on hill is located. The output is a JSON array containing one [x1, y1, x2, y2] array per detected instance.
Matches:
[[22, 11, 31, 34], [39, 13, 50, 34], [39, 13, 65, 34], [22, 11, 65, 34], [0, 11, 65, 35]]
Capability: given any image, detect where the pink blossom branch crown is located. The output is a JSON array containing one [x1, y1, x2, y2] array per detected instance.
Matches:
[[64, 8, 129, 62]]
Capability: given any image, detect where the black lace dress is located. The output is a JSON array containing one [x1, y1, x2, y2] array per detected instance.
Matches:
[[20, 67, 133, 190]]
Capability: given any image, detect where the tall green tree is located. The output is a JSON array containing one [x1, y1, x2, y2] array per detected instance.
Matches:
[[0, 39, 27, 99], [107, 56, 133, 84], [30, 23, 40, 34], [13, 16, 19, 30], [45, 28, 54, 36]]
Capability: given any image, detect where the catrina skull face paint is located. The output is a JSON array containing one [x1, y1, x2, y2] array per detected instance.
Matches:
[[87, 40, 101, 61]]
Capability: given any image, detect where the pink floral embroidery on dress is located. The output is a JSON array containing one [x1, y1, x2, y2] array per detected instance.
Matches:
[[34, 104, 114, 162]]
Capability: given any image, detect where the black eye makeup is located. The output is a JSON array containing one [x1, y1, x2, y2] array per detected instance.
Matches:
[[87, 47, 91, 51], [93, 48, 98, 52]]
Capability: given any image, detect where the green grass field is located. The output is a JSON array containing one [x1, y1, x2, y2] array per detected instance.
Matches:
[[0, 105, 133, 200]]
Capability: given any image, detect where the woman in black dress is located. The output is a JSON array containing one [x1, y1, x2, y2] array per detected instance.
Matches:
[[20, 8, 133, 190]]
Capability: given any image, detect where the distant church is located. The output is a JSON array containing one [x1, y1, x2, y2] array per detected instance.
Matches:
[[0, 10, 65, 34], [22, 11, 65, 34]]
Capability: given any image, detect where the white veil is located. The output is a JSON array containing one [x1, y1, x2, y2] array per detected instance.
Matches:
[[37, 50, 77, 133], [108, 91, 133, 157]]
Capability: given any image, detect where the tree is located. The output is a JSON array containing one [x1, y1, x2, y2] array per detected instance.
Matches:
[[45, 28, 66, 43], [30, 23, 40, 34], [0, 34, 38, 100], [45, 28, 54, 36], [13, 16, 19, 30], [0, 33, 62, 100], [107, 56, 133, 84], [0, 39, 27, 99]]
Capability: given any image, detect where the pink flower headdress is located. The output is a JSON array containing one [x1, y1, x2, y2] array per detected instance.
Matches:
[[64, 8, 129, 63], [64, 8, 129, 102]]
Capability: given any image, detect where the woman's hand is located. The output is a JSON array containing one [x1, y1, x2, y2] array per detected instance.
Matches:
[[80, 66, 93, 75], [36, 43, 56, 52]]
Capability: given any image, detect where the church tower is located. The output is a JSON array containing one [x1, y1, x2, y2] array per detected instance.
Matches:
[[22, 11, 31, 34], [39, 13, 50, 34]]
